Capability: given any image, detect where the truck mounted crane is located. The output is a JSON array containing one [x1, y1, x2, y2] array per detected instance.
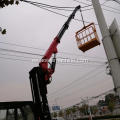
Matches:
[[29, 5, 80, 120]]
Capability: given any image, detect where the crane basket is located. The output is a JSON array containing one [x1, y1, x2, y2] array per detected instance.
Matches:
[[75, 23, 100, 52]]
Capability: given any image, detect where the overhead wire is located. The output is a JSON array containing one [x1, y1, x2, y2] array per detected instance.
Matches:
[[23, 0, 93, 9], [23, 0, 75, 9], [74, 0, 120, 14], [49, 69, 105, 101], [0, 41, 45, 51], [63, 87, 115, 109], [0, 53, 40, 60], [0, 47, 106, 65], [0, 41, 106, 60], [67, 88, 114, 109], [23, 0, 74, 11], [21, 0, 120, 27], [0, 56, 33, 63], [21, 0, 97, 25], [0, 54, 105, 68], [48, 65, 105, 97], [0, 48, 43, 57]]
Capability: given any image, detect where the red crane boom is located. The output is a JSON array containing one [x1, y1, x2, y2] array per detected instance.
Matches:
[[29, 5, 80, 120]]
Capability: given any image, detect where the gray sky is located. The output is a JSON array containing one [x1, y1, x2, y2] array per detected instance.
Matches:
[[0, 0, 120, 108]]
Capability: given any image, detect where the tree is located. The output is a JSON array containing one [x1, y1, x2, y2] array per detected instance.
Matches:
[[90, 106, 98, 115], [105, 93, 116, 113], [97, 100, 106, 106], [65, 109, 71, 116], [53, 112, 57, 118], [58, 110, 64, 117], [71, 106, 77, 114], [0, 27, 6, 35], [108, 101, 115, 113], [0, 0, 19, 8], [105, 93, 115, 105], [80, 104, 89, 115], [0, 0, 20, 35]]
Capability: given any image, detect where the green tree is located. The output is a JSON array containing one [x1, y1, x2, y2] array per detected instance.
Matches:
[[90, 106, 98, 115], [105, 94, 115, 105], [53, 112, 57, 118], [108, 101, 115, 113], [0, 0, 19, 8], [0, 27, 6, 35], [0, 0, 20, 35], [80, 104, 89, 115], [58, 110, 64, 117], [71, 106, 77, 114], [65, 109, 71, 116]]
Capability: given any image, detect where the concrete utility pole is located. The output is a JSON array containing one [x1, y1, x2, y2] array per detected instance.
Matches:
[[92, 0, 120, 97]]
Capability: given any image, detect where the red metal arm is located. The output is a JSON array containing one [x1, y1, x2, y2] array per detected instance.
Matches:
[[39, 5, 80, 82], [39, 37, 59, 82]]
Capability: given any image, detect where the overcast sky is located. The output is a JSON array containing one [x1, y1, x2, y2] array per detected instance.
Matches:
[[0, 0, 120, 108]]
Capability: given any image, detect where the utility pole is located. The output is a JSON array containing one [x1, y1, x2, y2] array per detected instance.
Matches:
[[92, 0, 120, 97]]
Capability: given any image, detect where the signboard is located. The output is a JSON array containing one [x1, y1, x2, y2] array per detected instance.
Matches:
[[109, 19, 120, 58], [52, 106, 60, 111]]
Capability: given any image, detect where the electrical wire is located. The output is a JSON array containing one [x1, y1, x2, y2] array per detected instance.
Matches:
[[0, 54, 105, 69], [23, 0, 74, 11], [0, 41, 45, 51], [0, 41, 106, 60], [0, 56, 33, 63], [0, 53, 40, 59], [62, 87, 115, 109], [0, 47, 106, 66], [22, 0, 120, 26], [0, 48, 43, 57], [0, 51, 105, 67], [23, 0, 75, 9], [103, 8, 120, 14], [49, 69, 105, 101], [22, 0, 97, 25], [23, 0, 93, 9], [48, 65, 105, 97], [66, 88, 114, 109], [74, 0, 120, 14]]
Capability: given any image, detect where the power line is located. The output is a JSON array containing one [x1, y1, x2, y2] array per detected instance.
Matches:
[[23, 0, 92, 9], [73, 0, 92, 6], [103, 8, 120, 14], [23, 0, 120, 15], [48, 65, 105, 97], [74, 0, 120, 14], [0, 48, 43, 57], [22, 0, 97, 25], [0, 41, 106, 60], [23, 0, 75, 9], [23, 0, 74, 11], [0, 41, 45, 51], [62, 88, 114, 109], [69, 88, 114, 108], [0, 53, 40, 59], [103, 4, 120, 11], [0, 47, 106, 65], [49, 69, 105, 101], [0, 56, 33, 63], [0, 53, 105, 69]]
